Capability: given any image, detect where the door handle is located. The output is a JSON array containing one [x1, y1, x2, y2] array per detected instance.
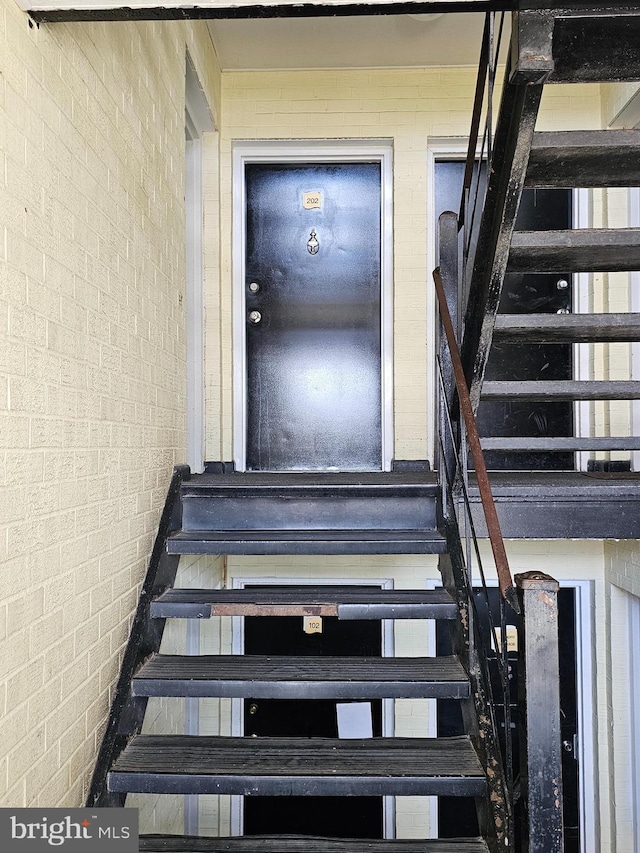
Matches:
[[248, 311, 262, 325]]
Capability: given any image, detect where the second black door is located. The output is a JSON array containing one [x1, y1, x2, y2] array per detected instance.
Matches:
[[243, 586, 383, 838]]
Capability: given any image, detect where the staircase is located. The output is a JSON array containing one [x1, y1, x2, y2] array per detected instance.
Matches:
[[84, 5, 640, 852], [87, 465, 493, 852], [457, 8, 640, 462]]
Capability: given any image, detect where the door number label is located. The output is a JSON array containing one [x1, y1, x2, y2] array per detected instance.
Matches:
[[303, 616, 323, 634], [303, 190, 323, 210]]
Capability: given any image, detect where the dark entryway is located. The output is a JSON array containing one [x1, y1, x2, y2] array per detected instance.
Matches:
[[435, 161, 574, 470], [242, 585, 384, 838], [435, 586, 580, 852], [244, 162, 383, 472]]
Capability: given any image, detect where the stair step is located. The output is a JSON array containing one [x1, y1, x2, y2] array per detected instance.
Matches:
[[526, 130, 640, 188], [166, 529, 447, 556], [549, 14, 640, 84], [108, 735, 485, 797], [139, 835, 489, 852], [508, 228, 640, 273], [150, 587, 459, 620], [183, 471, 439, 496], [180, 472, 439, 534], [132, 654, 469, 700], [481, 436, 640, 452], [482, 380, 640, 401], [493, 313, 640, 344]]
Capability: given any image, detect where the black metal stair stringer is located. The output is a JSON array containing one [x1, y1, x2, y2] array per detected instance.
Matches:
[[85, 465, 191, 808]]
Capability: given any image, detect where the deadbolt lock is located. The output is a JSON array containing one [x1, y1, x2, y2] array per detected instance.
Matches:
[[249, 703, 259, 715], [556, 279, 569, 291], [249, 282, 260, 293], [248, 310, 262, 325]]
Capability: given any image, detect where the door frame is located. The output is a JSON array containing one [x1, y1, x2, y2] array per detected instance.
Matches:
[[229, 574, 396, 838], [232, 140, 394, 472]]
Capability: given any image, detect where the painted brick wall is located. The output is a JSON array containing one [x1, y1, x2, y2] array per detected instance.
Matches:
[[0, 0, 220, 806]]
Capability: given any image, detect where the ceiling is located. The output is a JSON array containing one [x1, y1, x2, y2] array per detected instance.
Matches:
[[208, 13, 487, 72]]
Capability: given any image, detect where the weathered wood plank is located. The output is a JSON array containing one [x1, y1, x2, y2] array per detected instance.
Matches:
[[108, 735, 486, 797], [150, 586, 459, 620], [25, 0, 518, 23], [482, 380, 640, 401], [526, 130, 640, 188], [132, 654, 470, 699], [481, 436, 640, 451], [508, 228, 640, 273], [549, 14, 640, 83], [165, 528, 447, 556], [493, 313, 640, 343], [139, 835, 489, 853]]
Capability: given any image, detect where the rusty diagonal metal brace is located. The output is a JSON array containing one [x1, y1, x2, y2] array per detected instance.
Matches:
[[434, 266, 518, 612]]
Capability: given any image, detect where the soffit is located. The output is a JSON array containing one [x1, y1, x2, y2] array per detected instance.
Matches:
[[208, 13, 486, 71]]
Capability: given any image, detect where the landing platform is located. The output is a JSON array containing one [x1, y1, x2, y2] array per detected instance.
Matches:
[[468, 471, 640, 539]]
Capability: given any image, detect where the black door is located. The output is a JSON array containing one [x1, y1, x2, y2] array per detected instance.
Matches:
[[435, 162, 574, 470], [242, 586, 383, 838], [435, 587, 581, 852], [245, 163, 382, 472]]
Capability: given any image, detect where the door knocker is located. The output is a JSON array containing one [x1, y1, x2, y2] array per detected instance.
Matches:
[[307, 229, 319, 255]]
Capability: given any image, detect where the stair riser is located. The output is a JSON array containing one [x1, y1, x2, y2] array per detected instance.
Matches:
[[166, 539, 447, 556], [181, 495, 437, 532], [107, 774, 485, 797], [150, 603, 458, 620], [131, 681, 470, 700]]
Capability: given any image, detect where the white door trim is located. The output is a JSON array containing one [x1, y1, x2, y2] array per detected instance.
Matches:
[[229, 574, 395, 839], [232, 140, 394, 472]]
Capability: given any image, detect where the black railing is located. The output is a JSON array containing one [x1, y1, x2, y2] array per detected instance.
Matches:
[[434, 11, 564, 852], [435, 254, 515, 851]]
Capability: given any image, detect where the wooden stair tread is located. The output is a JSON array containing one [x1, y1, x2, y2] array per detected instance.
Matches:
[[526, 129, 640, 188], [508, 228, 640, 273], [166, 529, 447, 556], [481, 436, 640, 452], [132, 654, 470, 700], [150, 587, 458, 620], [482, 380, 640, 401], [108, 735, 485, 797], [139, 835, 489, 853], [182, 471, 439, 496], [549, 15, 640, 84], [493, 313, 640, 343]]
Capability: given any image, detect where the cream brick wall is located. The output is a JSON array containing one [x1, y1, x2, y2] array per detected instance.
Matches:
[[0, 0, 220, 806]]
